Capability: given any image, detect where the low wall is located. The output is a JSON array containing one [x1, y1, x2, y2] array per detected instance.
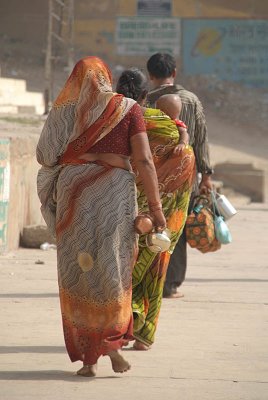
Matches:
[[0, 78, 45, 115], [0, 132, 43, 253], [213, 163, 267, 203]]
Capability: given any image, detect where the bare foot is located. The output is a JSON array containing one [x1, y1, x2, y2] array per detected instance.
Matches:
[[108, 350, 131, 373], [133, 340, 151, 351], [77, 364, 97, 377]]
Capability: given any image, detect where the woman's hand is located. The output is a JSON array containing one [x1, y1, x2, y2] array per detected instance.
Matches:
[[150, 209, 166, 232], [199, 173, 213, 195]]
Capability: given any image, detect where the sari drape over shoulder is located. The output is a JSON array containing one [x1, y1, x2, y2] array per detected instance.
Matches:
[[132, 108, 196, 346], [37, 57, 134, 235], [37, 57, 138, 364]]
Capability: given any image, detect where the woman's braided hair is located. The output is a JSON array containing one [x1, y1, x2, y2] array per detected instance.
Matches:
[[116, 68, 148, 102]]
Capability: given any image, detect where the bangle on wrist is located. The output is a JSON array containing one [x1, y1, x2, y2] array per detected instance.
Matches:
[[148, 201, 162, 212], [150, 206, 162, 213], [148, 200, 161, 207]]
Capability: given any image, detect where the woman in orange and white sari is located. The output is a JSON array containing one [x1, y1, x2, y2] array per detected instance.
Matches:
[[36, 57, 165, 377]]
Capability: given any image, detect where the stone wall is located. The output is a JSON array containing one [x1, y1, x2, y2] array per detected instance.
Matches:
[[0, 132, 43, 253]]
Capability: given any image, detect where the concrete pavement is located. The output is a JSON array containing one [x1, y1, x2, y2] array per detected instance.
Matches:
[[0, 204, 268, 400]]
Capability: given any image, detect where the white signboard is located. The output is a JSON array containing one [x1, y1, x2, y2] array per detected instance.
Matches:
[[116, 17, 181, 55]]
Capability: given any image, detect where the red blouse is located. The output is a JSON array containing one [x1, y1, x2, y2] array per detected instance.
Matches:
[[88, 103, 146, 156]]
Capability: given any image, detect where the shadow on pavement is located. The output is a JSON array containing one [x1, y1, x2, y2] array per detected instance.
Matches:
[[0, 346, 65, 354], [0, 370, 89, 381], [0, 370, 120, 381], [0, 293, 58, 298]]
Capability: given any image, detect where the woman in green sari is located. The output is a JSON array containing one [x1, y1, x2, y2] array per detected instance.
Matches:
[[116, 69, 196, 350]]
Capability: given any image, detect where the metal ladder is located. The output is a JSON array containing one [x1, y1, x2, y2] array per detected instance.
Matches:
[[44, 0, 74, 113]]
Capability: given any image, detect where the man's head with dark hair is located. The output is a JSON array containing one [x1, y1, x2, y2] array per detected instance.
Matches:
[[147, 53, 176, 79]]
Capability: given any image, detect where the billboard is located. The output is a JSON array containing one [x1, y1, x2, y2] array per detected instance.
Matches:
[[182, 19, 268, 88], [117, 17, 181, 55]]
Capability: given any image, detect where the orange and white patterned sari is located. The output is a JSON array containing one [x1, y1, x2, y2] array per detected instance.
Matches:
[[37, 57, 138, 364]]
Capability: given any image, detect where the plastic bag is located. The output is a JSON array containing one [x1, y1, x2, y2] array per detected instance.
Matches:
[[214, 215, 232, 244]]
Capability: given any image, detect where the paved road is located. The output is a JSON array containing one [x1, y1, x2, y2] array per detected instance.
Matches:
[[0, 204, 268, 400]]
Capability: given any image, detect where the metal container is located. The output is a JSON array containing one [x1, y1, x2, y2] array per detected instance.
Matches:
[[146, 229, 171, 253], [134, 215, 154, 234], [216, 194, 237, 220]]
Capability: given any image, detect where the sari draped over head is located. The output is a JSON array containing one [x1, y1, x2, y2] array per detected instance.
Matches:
[[37, 56, 135, 234], [36, 57, 138, 365], [132, 108, 196, 346]]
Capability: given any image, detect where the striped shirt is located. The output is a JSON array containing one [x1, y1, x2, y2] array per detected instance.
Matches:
[[147, 84, 213, 175]]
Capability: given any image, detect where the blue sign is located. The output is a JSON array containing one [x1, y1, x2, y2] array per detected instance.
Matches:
[[182, 19, 268, 88]]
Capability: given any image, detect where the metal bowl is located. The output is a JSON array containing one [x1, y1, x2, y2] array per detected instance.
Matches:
[[146, 229, 171, 253]]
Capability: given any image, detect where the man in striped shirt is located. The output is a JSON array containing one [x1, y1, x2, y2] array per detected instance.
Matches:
[[146, 53, 214, 298]]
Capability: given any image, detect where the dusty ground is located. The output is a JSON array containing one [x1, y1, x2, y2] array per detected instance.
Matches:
[[0, 205, 268, 400]]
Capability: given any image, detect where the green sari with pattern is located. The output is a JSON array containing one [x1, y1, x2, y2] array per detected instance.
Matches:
[[132, 108, 196, 346]]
